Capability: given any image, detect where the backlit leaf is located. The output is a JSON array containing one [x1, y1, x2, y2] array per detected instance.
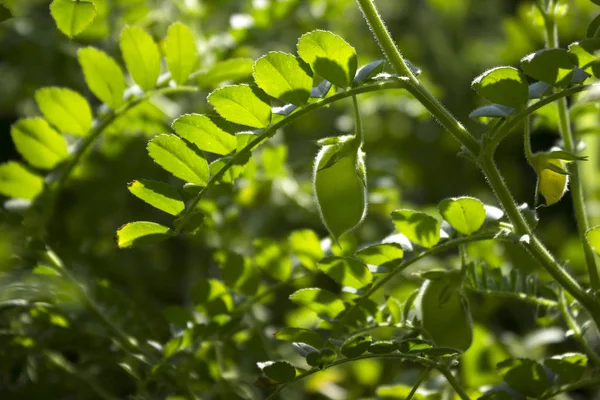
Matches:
[[0, 162, 44, 200], [147, 134, 209, 185], [521, 48, 577, 87], [471, 66, 529, 109], [391, 209, 440, 248], [289, 288, 345, 319], [208, 84, 271, 128], [127, 180, 184, 216], [78, 47, 126, 109], [35, 87, 92, 136], [196, 58, 254, 89], [165, 22, 198, 85], [289, 230, 324, 271], [172, 114, 236, 155], [10, 118, 68, 170], [438, 197, 486, 235], [254, 238, 292, 281], [191, 279, 233, 315], [318, 256, 372, 288], [116, 221, 172, 248], [120, 26, 161, 92], [297, 30, 357, 88], [50, 0, 96, 38], [568, 39, 600, 78], [274, 327, 323, 348], [544, 353, 587, 384], [355, 243, 403, 267], [253, 51, 313, 106], [219, 251, 259, 296], [497, 358, 549, 398]]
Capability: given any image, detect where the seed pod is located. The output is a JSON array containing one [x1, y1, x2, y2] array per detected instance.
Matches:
[[313, 136, 367, 242], [537, 158, 569, 206], [417, 277, 473, 352]]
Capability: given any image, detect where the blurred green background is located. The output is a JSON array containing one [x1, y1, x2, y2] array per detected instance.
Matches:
[[1, 0, 599, 398]]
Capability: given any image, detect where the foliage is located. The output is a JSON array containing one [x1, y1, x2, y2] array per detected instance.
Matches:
[[2, 0, 600, 399]]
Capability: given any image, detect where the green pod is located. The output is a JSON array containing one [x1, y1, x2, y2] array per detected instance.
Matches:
[[417, 278, 473, 352], [313, 137, 367, 242]]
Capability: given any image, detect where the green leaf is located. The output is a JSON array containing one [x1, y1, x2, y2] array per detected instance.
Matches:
[[529, 81, 551, 99], [127, 180, 184, 216], [253, 238, 292, 281], [297, 30, 357, 88], [172, 114, 237, 155], [208, 84, 272, 129], [469, 104, 516, 122], [368, 340, 398, 354], [120, 26, 161, 92], [0, 5, 12, 23], [289, 288, 345, 319], [341, 335, 372, 358], [219, 252, 259, 296], [195, 58, 254, 89], [10, 118, 68, 170], [587, 14, 600, 38], [209, 157, 245, 184], [317, 256, 372, 288], [568, 39, 600, 78], [387, 296, 403, 323], [355, 243, 403, 267], [497, 358, 549, 399], [253, 51, 313, 106], [165, 22, 198, 85], [544, 353, 587, 385], [377, 384, 428, 400], [0, 162, 44, 200], [521, 48, 577, 87], [50, 0, 96, 38], [438, 197, 486, 235], [78, 47, 126, 109], [35, 87, 93, 136], [147, 134, 209, 185], [289, 230, 324, 271], [391, 209, 440, 248], [274, 327, 323, 348], [398, 339, 433, 354], [191, 279, 233, 315], [116, 221, 172, 248], [257, 361, 296, 383], [586, 226, 600, 255], [471, 66, 529, 109], [353, 60, 385, 86]]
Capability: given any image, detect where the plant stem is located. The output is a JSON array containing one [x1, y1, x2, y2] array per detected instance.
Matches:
[[175, 78, 410, 232], [355, 0, 480, 155], [352, 95, 364, 145], [264, 353, 469, 400], [407, 367, 431, 400], [41, 85, 199, 237], [542, 3, 600, 291], [538, 378, 600, 399], [558, 291, 600, 365]]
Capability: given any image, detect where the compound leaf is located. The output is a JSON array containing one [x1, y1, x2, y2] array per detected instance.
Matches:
[[318, 256, 372, 288], [165, 22, 198, 85], [391, 209, 440, 248], [172, 114, 236, 155], [78, 47, 126, 109], [438, 197, 486, 235], [35, 87, 92, 136], [50, 0, 96, 38], [120, 26, 161, 92], [147, 134, 209, 185], [128, 180, 184, 216], [253, 51, 313, 106], [116, 221, 172, 248], [208, 84, 271, 129], [11, 118, 68, 170], [0, 162, 44, 200]]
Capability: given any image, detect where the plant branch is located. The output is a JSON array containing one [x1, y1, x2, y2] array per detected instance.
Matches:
[[539, 378, 600, 399], [407, 366, 431, 400], [41, 84, 199, 236], [264, 353, 469, 400], [558, 291, 600, 366], [174, 78, 410, 232], [542, 10, 600, 292]]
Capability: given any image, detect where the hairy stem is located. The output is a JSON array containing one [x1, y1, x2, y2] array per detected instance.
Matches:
[[542, 7, 600, 292], [558, 291, 600, 365]]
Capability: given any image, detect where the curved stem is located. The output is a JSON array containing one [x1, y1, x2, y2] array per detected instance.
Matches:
[[352, 95, 364, 145], [542, 8, 600, 292], [558, 291, 600, 366], [489, 84, 595, 149], [41, 85, 199, 235], [175, 78, 410, 232], [539, 378, 600, 399], [407, 366, 431, 400], [466, 286, 558, 308], [355, 0, 479, 155], [264, 353, 469, 400]]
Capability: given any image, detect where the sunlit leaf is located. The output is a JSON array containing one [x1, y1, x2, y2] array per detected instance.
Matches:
[[289, 288, 345, 319], [50, 0, 96, 38], [120, 26, 161, 92], [289, 230, 323, 271], [219, 251, 260, 296], [35, 87, 93, 136], [196, 58, 254, 89], [78, 47, 126, 109], [391, 209, 440, 248], [438, 197, 486, 235], [147, 134, 209, 185], [165, 22, 198, 85], [355, 243, 403, 267], [544, 353, 587, 385], [0, 162, 44, 200], [471, 66, 529, 109], [254, 238, 292, 281], [253, 51, 313, 106], [116, 221, 172, 248], [318, 256, 372, 288], [127, 180, 184, 216], [586, 226, 600, 255], [172, 114, 236, 155], [521, 48, 577, 87], [297, 30, 357, 88], [274, 327, 323, 348], [208, 84, 272, 128], [497, 358, 549, 398], [10, 118, 68, 170], [341, 335, 372, 358]]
